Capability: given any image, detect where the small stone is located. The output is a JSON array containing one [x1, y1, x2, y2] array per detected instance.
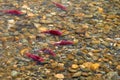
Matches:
[[78, 60, 84, 64], [20, 48, 30, 55], [50, 12, 56, 15], [71, 64, 79, 69], [90, 63, 100, 71], [114, 38, 120, 41], [104, 72, 119, 80], [91, 39, 100, 44], [13, 31, 19, 36], [13, 65, 17, 68], [22, 5, 30, 10], [72, 71, 81, 77], [38, 27, 47, 32], [27, 13, 35, 17], [61, 0, 68, 4], [74, 13, 85, 18], [82, 62, 92, 70], [28, 35, 36, 40], [116, 43, 120, 49], [58, 63, 64, 67], [51, 62, 58, 68], [22, 38, 28, 43], [81, 72, 89, 77], [91, 49, 101, 53], [85, 32, 91, 38], [33, 23, 41, 28], [95, 74, 103, 79], [11, 71, 19, 77], [67, 54, 74, 60], [56, 66, 65, 72], [82, 24, 89, 29], [45, 69, 51, 74], [68, 68, 78, 73], [40, 19, 53, 24], [54, 74, 64, 79], [8, 19, 15, 24], [82, 62, 100, 71], [62, 30, 70, 35], [0, 37, 7, 41], [97, 7, 103, 13], [73, 39, 79, 44], [21, 10, 27, 13], [116, 65, 120, 70], [46, 14, 52, 17]]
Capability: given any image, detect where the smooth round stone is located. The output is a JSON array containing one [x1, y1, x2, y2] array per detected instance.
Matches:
[[68, 68, 78, 73], [11, 70, 19, 77], [8, 19, 15, 24], [72, 71, 81, 78], [54, 74, 64, 79], [71, 64, 79, 69]]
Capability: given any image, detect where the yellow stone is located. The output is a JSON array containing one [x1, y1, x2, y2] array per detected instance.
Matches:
[[91, 38, 100, 44], [14, 36, 19, 41], [28, 35, 36, 39], [54, 74, 64, 79], [90, 63, 100, 71], [33, 23, 41, 28], [20, 48, 30, 55], [83, 62, 100, 71], [83, 62, 92, 69], [91, 49, 101, 53], [71, 64, 79, 69], [67, 54, 74, 60], [51, 62, 58, 68], [73, 39, 79, 44], [61, 30, 70, 35], [116, 65, 120, 70], [0, 37, 7, 41], [85, 32, 91, 38], [116, 43, 120, 48], [74, 13, 85, 17], [98, 7, 103, 13], [27, 13, 35, 17], [38, 27, 47, 32]]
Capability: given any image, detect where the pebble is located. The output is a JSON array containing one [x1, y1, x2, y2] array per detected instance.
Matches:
[[116, 65, 120, 70], [37, 26, 47, 32], [8, 19, 15, 24], [46, 14, 52, 17], [90, 63, 100, 71], [68, 68, 78, 73], [40, 19, 53, 24], [20, 48, 30, 55], [50, 12, 56, 16], [54, 74, 64, 79], [27, 12, 35, 17], [82, 62, 100, 71], [73, 39, 79, 44], [67, 54, 74, 60], [104, 72, 119, 80], [51, 62, 58, 68], [11, 70, 19, 77], [33, 23, 41, 29], [71, 64, 79, 69], [114, 38, 120, 41], [82, 62, 92, 70], [91, 39, 100, 44], [61, 0, 68, 4], [22, 5, 30, 10], [72, 71, 81, 78], [81, 72, 89, 77]]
